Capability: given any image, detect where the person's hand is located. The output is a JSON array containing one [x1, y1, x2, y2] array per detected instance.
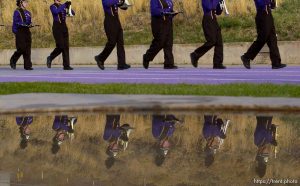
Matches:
[[65, 1, 72, 8], [270, 0, 276, 9], [117, 0, 125, 6]]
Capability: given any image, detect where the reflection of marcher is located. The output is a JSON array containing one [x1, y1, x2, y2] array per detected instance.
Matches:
[[16, 116, 33, 149], [254, 116, 277, 178], [152, 114, 181, 166], [103, 115, 133, 169], [202, 115, 229, 167], [51, 115, 77, 154]]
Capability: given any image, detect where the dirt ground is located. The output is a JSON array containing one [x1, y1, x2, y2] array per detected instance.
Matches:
[[0, 113, 299, 186]]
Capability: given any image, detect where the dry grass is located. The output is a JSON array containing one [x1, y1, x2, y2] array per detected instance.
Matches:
[[0, 112, 299, 185]]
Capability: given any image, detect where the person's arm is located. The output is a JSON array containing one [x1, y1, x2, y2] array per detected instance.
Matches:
[[27, 11, 32, 25], [202, 0, 213, 13], [50, 4, 67, 15], [255, 0, 266, 10], [270, 0, 276, 9], [151, 0, 165, 16], [102, 0, 119, 7], [13, 11, 23, 26], [71, 9, 75, 16], [216, 0, 223, 15]]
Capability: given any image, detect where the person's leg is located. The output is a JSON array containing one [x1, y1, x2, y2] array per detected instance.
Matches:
[[116, 25, 127, 68], [213, 21, 225, 69], [97, 16, 118, 63], [10, 31, 24, 69], [49, 25, 64, 67], [22, 31, 32, 69], [163, 19, 175, 68], [266, 14, 285, 69], [191, 16, 217, 67], [143, 17, 167, 68], [61, 26, 71, 69], [243, 13, 270, 61]]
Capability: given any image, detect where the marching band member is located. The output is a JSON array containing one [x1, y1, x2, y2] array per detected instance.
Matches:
[[190, 0, 226, 69], [143, 0, 179, 70], [94, 0, 131, 70], [47, 0, 74, 70], [241, 0, 286, 69], [10, 0, 33, 70]]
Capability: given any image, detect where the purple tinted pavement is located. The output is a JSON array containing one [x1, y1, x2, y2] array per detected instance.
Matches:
[[0, 66, 299, 84]]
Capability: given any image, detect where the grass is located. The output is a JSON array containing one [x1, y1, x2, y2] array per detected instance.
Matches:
[[1, 0, 299, 49], [0, 82, 300, 97]]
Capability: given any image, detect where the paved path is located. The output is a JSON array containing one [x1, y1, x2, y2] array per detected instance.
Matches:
[[1, 94, 300, 114], [0, 66, 299, 84]]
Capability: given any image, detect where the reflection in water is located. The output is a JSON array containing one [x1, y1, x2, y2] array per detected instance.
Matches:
[[51, 115, 77, 154], [254, 116, 278, 178], [202, 115, 230, 167], [103, 115, 134, 169], [0, 113, 299, 185], [152, 114, 182, 166], [16, 116, 33, 149]]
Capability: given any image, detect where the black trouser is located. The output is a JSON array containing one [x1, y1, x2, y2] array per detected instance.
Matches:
[[244, 11, 281, 66], [193, 14, 223, 65], [50, 22, 70, 67], [97, 13, 125, 66], [10, 28, 32, 69], [144, 16, 174, 66]]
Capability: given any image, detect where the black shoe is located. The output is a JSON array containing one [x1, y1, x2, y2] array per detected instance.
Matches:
[[63, 66, 73, 70], [46, 56, 52, 68], [95, 56, 104, 70], [24, 67, 33, 70], [241, 55, 251, 69], [190, 53, 198, 68], [213, 64, 226, 69], [117, 64, 131, 70], [272, 64, 287, 69], [143, 54, 149, 69], [10, 58, 16, 70], [164, 65, 178, 69]]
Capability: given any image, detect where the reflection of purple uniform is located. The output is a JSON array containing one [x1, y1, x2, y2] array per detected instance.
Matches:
[[254, 116, 273, 147], [202, 115, 224, 139], [16, 116, 33, 126], [103, 115, 122, 141], [152, 115, 176, 140], [52, 115, 72, 131]]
